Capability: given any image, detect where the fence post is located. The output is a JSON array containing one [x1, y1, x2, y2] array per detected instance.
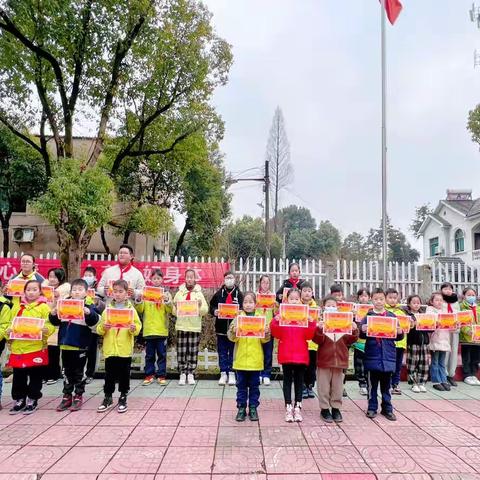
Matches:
[[419, 264, 432, 301], [324, 261, 336, 294]]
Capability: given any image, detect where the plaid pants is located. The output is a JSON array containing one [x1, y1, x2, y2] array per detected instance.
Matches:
[[406, 344, 429, 385], [176, 331, 200, 375]]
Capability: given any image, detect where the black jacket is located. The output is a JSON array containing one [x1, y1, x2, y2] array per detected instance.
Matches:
[[405, 307, 429, 346], [275, 278, 306, 303], [209, 286, 243, 335]]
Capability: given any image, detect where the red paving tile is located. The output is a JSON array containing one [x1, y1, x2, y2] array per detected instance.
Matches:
[[258, 411, 290, 426], [29, 425, 92, 446], [449, 446, 480, 473], [372, 411, 414, 427], [0, 424, 49, 445], [15, 410, 69, 425], [380, 426, 441, 446], [261, 425, 307, 446], [56, 410, 103, 426], [139, 410, 183, 426], [123, 397, 156, 410], [157, 446, 215, 474], [417, 399, 464, 412], [392, 400, 431, 412], [124, 426, 176, 447], [359, 445, 424, 474], [0, 475, 38, 480], [403, 446, 475, 474], [103, 446, 166, 474], [0, 446, 70, 474], [187, 397, 223, 410], [216, 426, 261, 447], [98, 409, 147, 426], [321, 475, 376, 480], [77, 426, 134, 446], [219, 410, 259, 427], [46, 446, 118, 474], [437, 411, 480, 427], [341, 424, 397, 446], [179, 410, 220, 427], [422, 426, 480, 447], [301, 425, 352, 447], [155, 475, 211, 480], [212, 445, 265, 474], [151, 397, 189, 410], [99, 475, 155, 479], [309, 446, 372, 474], [263, 446, 319, 474], [171, 426, 218, 446], [401, 411, 453, 427], [375, 475, 431, 480], [0, 445, 22, 463], [42, 475, 98, 480]]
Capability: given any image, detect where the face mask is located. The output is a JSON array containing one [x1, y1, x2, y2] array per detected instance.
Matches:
[[466, 295, 477, 305], [224, 279, 235, 289], [324, 306, 337, 313], [83, 276, 95, 286]]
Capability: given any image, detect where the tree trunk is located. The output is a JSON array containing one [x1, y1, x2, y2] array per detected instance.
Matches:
[[57, 228, 94, 281], [174, 218, 191, 257], [100, 225, 111, 256], [123, 230, 131, 244], [0, 210, 12, 255]]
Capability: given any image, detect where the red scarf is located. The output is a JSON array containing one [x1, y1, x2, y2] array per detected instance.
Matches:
[[186, 291, 191, 301], [289, 278, 299, 289], [119, 263, 133, 279], [17, 300, 45, 317], [225, 289, 233, 304], [447, 303, 453, 313]]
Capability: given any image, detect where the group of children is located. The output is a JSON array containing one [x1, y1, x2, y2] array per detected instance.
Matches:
[[0, 257, 479, 426]]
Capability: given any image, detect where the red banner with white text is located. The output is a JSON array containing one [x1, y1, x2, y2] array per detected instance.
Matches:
[[0, 259, 229, 289]]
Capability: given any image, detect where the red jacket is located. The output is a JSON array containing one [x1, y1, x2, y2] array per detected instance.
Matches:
[[312, 327, 359, 369], [270, 315, 316, 365]]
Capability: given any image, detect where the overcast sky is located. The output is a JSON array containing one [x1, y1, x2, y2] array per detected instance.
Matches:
[[203, 0, 480, 253]]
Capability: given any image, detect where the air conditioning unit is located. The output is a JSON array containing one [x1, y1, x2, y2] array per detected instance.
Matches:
[[12, 227, 35, 243]]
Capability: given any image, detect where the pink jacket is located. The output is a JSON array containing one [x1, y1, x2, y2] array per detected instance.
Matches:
[[270, 315, 316, 365]]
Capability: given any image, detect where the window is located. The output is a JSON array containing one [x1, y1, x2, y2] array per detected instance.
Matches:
[[429, 237, 439, 257], [454, 229, 465, 253]]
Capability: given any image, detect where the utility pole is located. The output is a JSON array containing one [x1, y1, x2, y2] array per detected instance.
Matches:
[[469, 4, 480, 67], [264, 160, 271, 257]]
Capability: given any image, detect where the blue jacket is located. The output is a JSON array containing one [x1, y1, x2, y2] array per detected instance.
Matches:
[[49, 302, 100, 350], [359, 310, 404, 372]]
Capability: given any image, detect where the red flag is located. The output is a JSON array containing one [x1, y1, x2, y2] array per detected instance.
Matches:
[[380, 0, 403, 25]]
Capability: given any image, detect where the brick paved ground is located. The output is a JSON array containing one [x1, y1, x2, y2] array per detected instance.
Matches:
[[1, 378, 480, 479]]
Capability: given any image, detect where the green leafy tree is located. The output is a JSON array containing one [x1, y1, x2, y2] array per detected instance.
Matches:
[[0, 126, 47, 254], [341, 232, 369, 261], [410, 203, 433, 239], [468, 105, 480, 147], [277, 205, 316, 240]]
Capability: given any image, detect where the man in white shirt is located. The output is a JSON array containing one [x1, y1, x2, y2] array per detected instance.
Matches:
[[97, 244, 146, 299]]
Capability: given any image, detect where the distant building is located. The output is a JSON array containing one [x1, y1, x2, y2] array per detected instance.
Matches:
[[418, 189, 480, 266]]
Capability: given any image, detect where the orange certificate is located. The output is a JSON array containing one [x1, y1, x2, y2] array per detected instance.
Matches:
[[10, 317, 45, 341], [236, 315, 266, 338], [396, 315, 411, 333], [218, 303, 239, 320], [355, 304, 372, 320], [256, 293, 276, 309], [176, 300, 199, 318], [143, 286, 164, 304], [105, 308, 134, 328], [87, 288, 96, 301], [57, 299, 85, 321], [308, 307, 320, 322], [42, 286, 55, 303], [279, 304, 309, 327], [456, 310, 474, 327], [106, 279, 115, 297], [415, 313, 437, 331], [437, 312, 457, 331], [471, 325, 480, 343], [282, 288, 290, 303], [367, 316, 397, 338], [337, 302, 355, 313], [323, 312, 353, 334], [6, 279, 27, 297]]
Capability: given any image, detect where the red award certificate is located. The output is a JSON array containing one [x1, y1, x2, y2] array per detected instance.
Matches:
[[143, 286, 164, 304], [367, 316, 397, 338], [323, 312, 353, 334], [218, 303, 239, 320], [337, 302, 355, 313], [355, 304, 372, 320], [279, 304, 309, 327], [42, 286, 55, 303], [10, 317, 45, 340], [6, 279, 27, 297], [57, 299, 85, 321], [437, 312, 457, 331], [416, 313, 437, 331], [105, 308, 134, 328], [176, 300, 199, 318], [396, 315, 411, 333], [256, 293, 276, 309], [236, 315, 266, 338], [456, 310, 474, 327]]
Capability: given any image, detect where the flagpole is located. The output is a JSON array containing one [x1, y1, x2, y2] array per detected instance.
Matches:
[[381, 0, 388, 289]]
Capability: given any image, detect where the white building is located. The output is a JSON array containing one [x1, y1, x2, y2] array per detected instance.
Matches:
[[419, 189, 480, 266]]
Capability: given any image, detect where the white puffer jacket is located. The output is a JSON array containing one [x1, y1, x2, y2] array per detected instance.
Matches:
[[427, 306, 451, 352]]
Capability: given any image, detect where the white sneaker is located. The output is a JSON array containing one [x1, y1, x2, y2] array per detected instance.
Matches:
[[259, 376, 263, 384], [228, 372, 236, 386], [411, 384, 421, 393], [285, 404, 294, 422], [263, 377, 271, 386], [218, 372, 227, 385], [294, 403, 303, 422], [472, 376, 480, 385], [178, 373, 186, 386], [418, 384, 427, 392], [464, 376, 478, 386], [187, 374, 196, 385], [359, 387, 368, 396]]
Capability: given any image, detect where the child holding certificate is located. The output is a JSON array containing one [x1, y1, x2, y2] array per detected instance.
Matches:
[[359, 288, 403, 421], [301, 282, 318, 399], [441, 282, 460, 387], [96, 280, 141, 413], [1, 280, 53, 415], [0, 281, 12, 406], [271, 288, 316, 423], [135, 269, 172, 386], [428, 292, 452, 392], [459, 287, 480, 386], [275, 263, 305, 304], [257, 275, 275, 385], [313, 296, 358, 423], [353, 288, 371, 396], [228, 292, 270, 422]]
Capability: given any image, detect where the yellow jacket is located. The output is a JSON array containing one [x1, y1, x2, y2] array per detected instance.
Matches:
[[0, 301, 53, 355], [386, 304, 407, 349], [227, 310, 271, 371], [136, 298, 172, 338], [306, 299, 319, 351], [172, 284, 208, 333], [97, 300, 141, 358]]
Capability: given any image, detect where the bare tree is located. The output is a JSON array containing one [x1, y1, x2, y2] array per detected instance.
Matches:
[[265, 107, 293, 232]]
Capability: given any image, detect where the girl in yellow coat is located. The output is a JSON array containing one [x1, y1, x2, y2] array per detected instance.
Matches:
[[0, 280, 53, 415], [96, 279, 141, 414], [228, 292, 271, 422]]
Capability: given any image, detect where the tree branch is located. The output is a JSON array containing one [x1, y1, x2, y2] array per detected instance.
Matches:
[[124, 130, 195, 158], [0, 114, 44, 156]]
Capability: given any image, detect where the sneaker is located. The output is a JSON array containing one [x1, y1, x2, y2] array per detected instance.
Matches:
[[342, 388, 348, 397], [259, 376, 263, 384], [117, 395, 128, 413], [447, 376, 458, 387], [178, 373, 186, 386], [411, 385, 421, 393], [187, 374, 196, 385], [331, 408, 343, 423], [321, 408, 334, 423], [366, 410, 377, 419], [97, 396, 113, 412], [46, 379, 58, 385], [158, 377, 167, 385], [23, 398, 38, 415], [381, 410, 397, 421], [307, 388, 315, 398], [9, 399, 26, 415], [293, 402, 303, 422], [302, 387, 309, 399], [464, 376, 478, 386], [391, 385, 402, 395], [142, 375, 154, 386], [285, 404, 294, 422], [56, 395, 73, 411], [70, 395, 83, 411], [235, 406, 247, 422], [263, 377, 271, 386], [218, 372, 228, 385], [442, 382, 451, 391], [4, 374, 13, 384], [473, 377, 480, 385], [248, 406, 259, 421], [85, 376, 93, 384], [418, 384, 427, 393], [359, 386, 368, 396], [433, 383, 445, 391], [228, 372, 236, 386]]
